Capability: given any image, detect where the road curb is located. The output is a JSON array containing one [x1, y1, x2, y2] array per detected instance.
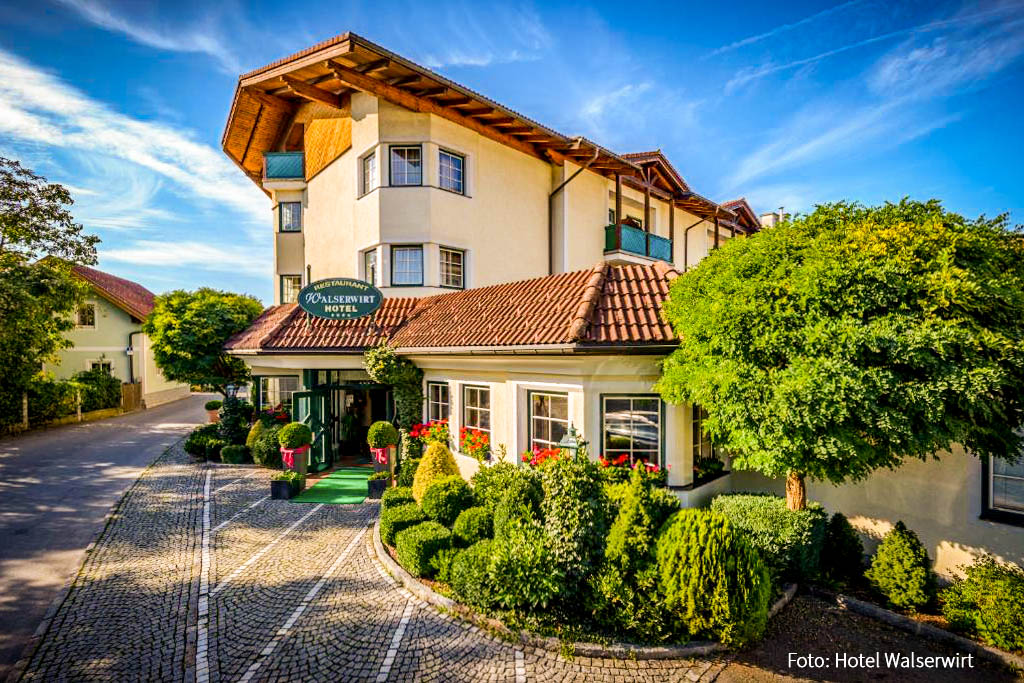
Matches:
[[372, 518, 798, 660], [4, 433, 197, 683]]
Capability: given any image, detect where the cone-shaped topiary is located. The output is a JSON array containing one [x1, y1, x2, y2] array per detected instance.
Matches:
[[368, 421, 399, 448], [278, 422, 313, 448], [865, 521, 936, 611], [245, 419, 265, 448], [655, 508, 772, 646], [412, 442, 459, 503]]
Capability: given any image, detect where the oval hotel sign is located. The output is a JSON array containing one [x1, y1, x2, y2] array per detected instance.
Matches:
[[297, 278, 383, 320]]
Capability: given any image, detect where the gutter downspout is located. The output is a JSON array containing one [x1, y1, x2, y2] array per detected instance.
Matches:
[[127, 330, 139, 383], [681, 217, 704, 272], [548, 141, 599, 275]]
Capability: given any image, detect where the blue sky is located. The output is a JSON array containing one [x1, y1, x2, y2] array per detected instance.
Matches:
[[1, 0, 1022, 304]]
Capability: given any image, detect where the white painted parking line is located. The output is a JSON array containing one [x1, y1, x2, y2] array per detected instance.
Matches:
[[212, 495, 270, 533], [211, 503, 324, 595], [237, 523, 370, 683], [196, 471, 212, 683], [212, 469, 259, 495], [376, 598, 415, 682], [515, 648, 526, 683]]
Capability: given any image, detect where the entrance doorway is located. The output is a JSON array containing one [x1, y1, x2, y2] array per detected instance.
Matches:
[[301, 371, 393, 466]]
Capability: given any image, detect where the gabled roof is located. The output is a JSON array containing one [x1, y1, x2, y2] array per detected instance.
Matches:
[[72, 265, 155, 321], [224, 262, 680, 355], [721, 198, 762, 234]]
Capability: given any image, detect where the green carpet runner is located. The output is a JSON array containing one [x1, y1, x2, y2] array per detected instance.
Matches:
[[291, 466, 371, 504]]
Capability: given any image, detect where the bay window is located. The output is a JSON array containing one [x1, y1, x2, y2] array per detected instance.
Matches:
[[529, 392, 568, 451], [440, 247, 464, 289], [391, 245, 423, 286], [601, 395, 661, 466], [390, 145, 422, 186]]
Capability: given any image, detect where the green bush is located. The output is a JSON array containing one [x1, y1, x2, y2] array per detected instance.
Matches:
[[245, 419, 265, 448], [431, 547, 462, 584], [368, 420, 399, 448], [278, 421, 313, 448], [217, 396, 252, 445], [220, 444, 248, 464], [204, 399, 222, 411], [941, 556, 1024, 652], [381, 486, 415, 511], [540, 455, 608, 600], [412, 442, 459, 503], [656, 509, 773, 646], [380, 502, 427, 546], [488, 519, 562, 611], [396, 521, 451, 578], [184, 423, 219, 457], [453, 506, 493, 547], [865, 521, 936, 611], [272, 469, 304, 485], [73, 368, 121, 412], [26, 374, 78, 424], [710, 493, 826, 584], [205, 438, 226, 460], [471, 462, 540, 511], [493, 489, 539, 539], [820, 512, 865, 587], [591, 467, 678, 641], [397, 457, 420, 488], [421, 475, 474, 527], [450, 540, 495, 608], [251, 425, 283, 469]]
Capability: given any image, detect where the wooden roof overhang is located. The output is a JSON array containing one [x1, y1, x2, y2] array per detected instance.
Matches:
[[619, 151, 734, 223], [222, 32, 642, 189]]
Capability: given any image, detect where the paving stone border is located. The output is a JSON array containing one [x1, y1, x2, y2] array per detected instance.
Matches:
[[810, 587, 1024, 672], [372, 518, 798, 661]]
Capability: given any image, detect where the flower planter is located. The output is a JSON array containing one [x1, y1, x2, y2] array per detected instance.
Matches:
[[206, 410, 220, 424], [270, 480, 301, 500], [367, 478, 388, 499]]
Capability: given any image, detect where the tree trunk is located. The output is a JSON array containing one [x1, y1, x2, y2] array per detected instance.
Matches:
[[786, 471, 806, 511]]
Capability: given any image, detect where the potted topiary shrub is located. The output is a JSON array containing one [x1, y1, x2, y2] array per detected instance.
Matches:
[[270, 470, 304, 499], [367, 420, 399, 474], [205, 399, 222, 423], [367, 470, 390, 499], [278, 422, 312, 478]]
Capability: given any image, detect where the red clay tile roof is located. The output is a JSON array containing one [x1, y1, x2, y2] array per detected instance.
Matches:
[[225, 263, 680, 354], [72, 265, 155, 321]]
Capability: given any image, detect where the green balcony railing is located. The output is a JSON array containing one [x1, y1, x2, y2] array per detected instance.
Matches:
[[264, 152, 304, 180], [604, 223, 674, 261]]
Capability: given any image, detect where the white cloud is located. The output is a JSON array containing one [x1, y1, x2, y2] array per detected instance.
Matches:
[[707, 0, 867, 58], [55, 0, 243, 73], [0, 47, 268, 233], [415, 3, 552, 68], [102, 240, 268, 276]]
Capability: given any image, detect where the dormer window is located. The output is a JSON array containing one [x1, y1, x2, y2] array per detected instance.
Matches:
[[390, 145, 422, 186]]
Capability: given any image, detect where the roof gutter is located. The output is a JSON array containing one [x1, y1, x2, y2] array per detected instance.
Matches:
[[226, 342, 677, 357], [548, 141, 600, 275]]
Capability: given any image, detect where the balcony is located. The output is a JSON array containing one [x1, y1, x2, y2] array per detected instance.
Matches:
[[263, 152, 306, 190], [604, 223, 673, 263]]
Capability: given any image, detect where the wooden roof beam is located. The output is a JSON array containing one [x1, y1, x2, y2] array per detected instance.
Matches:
[[356, 58, 390, 73], [463, 106, 495, 118], [488, 117, 517, 126], [281, 75, 344, 109], [442, 96, 473, 107], [387, 74, 421, 87], [243, 88, 295, 112], [417, 86, 448, 97]]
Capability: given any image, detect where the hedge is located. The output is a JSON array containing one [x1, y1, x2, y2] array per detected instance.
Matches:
[[395, 521, 451, 577], [380, 502, 427, 546]]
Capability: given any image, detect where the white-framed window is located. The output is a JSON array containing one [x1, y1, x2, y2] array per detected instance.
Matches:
[[529, 391, 568, 451], [260, 376, 300, 414], [601, 395, 661, 466], [280, 275, 302, 304], [990, 458, 1024, 515], [364, 249, 378, 285], [361, 151, 377, 195], [427, 381, 449, 422], [89, 359, 113, 374], [439, 149, 464, 194], [440, 247, 464, 289], [391, 245, 423, 286], [279, 202, 302, 232], [76, 302, 96, 329], [389, 145, 422, 186], [463, 385, 490, 437]]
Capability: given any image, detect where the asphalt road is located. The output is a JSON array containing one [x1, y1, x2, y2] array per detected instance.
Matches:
[[0, 394, 207, 679]]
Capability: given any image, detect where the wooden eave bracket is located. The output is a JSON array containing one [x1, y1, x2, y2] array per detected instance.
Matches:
[[281, 75, 344, 109]]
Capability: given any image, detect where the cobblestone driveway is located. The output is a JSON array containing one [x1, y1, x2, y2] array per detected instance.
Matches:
[[12, 443, 726, 682]]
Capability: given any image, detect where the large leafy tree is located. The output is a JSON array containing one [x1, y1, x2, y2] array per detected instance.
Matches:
[[656, 199, 1024, 510], [0, 158, 96, 428], [143, 288, 263, 397]]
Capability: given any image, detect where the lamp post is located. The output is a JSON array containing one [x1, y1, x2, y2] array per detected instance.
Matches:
[[557, 424, 587, 461]]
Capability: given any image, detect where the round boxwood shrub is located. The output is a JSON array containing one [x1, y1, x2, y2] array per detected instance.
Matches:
[[380, 502, 427, 546], [453, 506, 493, 547], [656, 509, 773, 646], [865, 521, 936, 611], [381, 486, 415, 511], [184, 423, 219, 458], [397, 457, 420, 488], [278, 422, 313, 448], [421, 475, 474, 527], [204, 399, 223, 411], [941, 556, 1024, 652], [820, 512, 865, 587], [220, 444, 248, 464], [412, 442, 459, 503], [710, 493, 827, 584], [471, 463, 541, 512], [252, 425, 283, 469], [396, 520, 451, 578], [450, 539, 495, 608], [430, 547, 462, 584], [245, 419, 265, 448], [368, 420, 399, 448]]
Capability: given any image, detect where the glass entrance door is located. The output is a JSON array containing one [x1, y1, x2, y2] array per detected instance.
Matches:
[[292, 388, 332, 472]]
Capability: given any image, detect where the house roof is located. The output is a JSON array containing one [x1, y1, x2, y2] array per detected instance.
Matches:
[[721, 198, 761, 233], [224, 262, 680, 355], [71, 265, 156, 321]]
